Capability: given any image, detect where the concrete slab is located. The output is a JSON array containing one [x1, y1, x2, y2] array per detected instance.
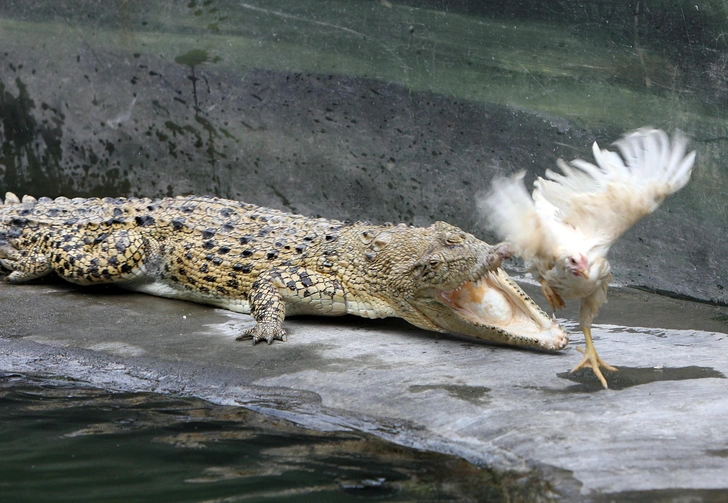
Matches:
[[1, 279, 728, 501]]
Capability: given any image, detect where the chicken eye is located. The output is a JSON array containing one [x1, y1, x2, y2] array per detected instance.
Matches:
[[569, 257, 577, 265]]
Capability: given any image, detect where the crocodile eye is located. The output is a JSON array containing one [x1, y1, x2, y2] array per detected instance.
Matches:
[[445, 233, 465, 245], [428, 258, 442, 268]]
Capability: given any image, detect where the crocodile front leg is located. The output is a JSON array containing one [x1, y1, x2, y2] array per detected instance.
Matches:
[[237, 276, 288, 345], [236, 268, 347, 345]]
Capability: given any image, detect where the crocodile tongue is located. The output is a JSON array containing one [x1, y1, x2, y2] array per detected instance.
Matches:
[[439, 277, 514, 327]]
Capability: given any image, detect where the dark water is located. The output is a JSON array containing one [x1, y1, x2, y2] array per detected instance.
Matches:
[[558, 365, 727, 392], [0, 373, 503, 503]]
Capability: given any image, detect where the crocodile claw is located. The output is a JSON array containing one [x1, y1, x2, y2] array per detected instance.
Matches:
[[236, 323, 288, 345]]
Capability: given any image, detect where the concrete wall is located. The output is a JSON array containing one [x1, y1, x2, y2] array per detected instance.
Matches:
[[1, 0, 726, 304]]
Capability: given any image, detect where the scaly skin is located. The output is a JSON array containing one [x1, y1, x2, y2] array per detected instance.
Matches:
[[0, 193, 567, 350]]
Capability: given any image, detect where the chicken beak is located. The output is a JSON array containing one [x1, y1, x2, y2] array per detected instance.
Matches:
[[578, 268, 590, 280]]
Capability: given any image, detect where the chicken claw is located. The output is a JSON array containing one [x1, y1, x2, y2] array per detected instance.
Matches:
[[571, 325, 617, 388]]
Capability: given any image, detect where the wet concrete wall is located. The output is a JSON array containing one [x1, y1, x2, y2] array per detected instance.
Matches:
[[0, 0, 726, 304]]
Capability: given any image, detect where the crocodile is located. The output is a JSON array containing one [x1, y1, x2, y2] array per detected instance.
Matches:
[[0, 192, 567, 350]]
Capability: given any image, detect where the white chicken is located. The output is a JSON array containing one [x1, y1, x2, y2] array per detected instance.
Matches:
[[480, 128, 696, 388]]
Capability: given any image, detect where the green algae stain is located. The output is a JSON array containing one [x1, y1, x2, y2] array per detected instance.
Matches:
[[174, 49, 221, 67], [0, 76, 64, 194], [164, 120, 202, 147], [173, 49, 221, 112], [0, 75, 131, 198], [174, 49, 210, 67], [218, 127, 234, 140]]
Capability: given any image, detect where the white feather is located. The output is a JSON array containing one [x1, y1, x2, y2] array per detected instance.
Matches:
[[480, 127, 696, 316], [535, 128, 696, 253], [478, 171, 557, 264]]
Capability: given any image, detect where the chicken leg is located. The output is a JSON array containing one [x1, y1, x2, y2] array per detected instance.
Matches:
[[540, 279, 565, 311], [572, 324, 617, 388]]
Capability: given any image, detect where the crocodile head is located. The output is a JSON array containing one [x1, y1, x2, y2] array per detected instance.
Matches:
[[355, 221, 567, 351], [431, 267, 568, 351]]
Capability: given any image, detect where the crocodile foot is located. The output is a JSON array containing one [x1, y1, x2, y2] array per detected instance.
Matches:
[[236, 322, 288, 345]]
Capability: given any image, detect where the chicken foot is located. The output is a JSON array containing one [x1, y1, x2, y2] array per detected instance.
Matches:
[[572, 324, 617, 389]]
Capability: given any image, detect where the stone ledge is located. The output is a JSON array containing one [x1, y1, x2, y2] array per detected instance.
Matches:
[[1, 281, 727, 501]]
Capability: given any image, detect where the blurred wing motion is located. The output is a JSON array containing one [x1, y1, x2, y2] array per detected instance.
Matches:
[[481, 128, 696, 264], [479, 128, 697, 388], [537, 128, 695, 256], [480, 170, 559, 264]]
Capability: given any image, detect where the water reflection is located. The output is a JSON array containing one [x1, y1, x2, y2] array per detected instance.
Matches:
[[0, 373, 504, 502]]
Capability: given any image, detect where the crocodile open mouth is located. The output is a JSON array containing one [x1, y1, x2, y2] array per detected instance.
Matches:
[[436, 268, 568, 350]]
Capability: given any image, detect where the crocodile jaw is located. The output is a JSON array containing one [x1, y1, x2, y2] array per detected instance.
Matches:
[[432, 268, 568, 351]]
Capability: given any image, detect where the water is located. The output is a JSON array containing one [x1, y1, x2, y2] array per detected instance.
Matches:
[[558, 365, 726, 392], [0, 373, 503, 503]]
